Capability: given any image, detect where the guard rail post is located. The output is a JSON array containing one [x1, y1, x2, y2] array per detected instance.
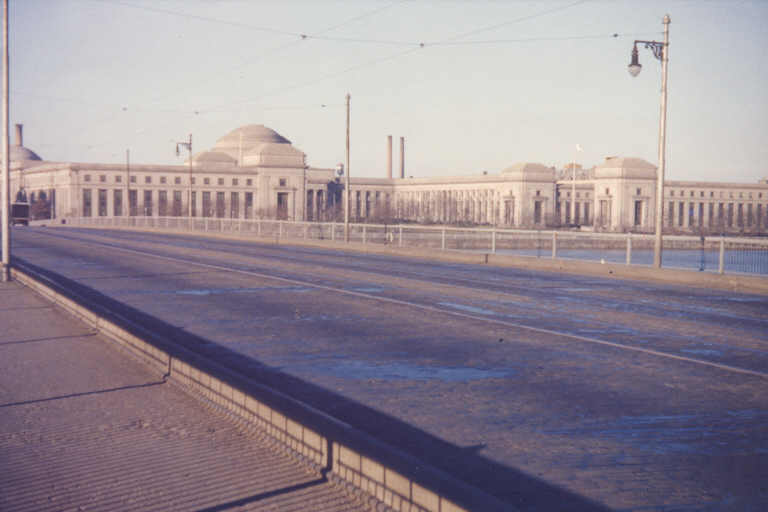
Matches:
[[551, 231, 557, 259], [626, 233, 632, 265]]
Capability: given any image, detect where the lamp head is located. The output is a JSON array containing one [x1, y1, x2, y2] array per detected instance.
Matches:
[[628, 44, 642, 77]]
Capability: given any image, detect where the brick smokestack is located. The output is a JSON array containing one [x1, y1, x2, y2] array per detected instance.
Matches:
[[386, 135, 392, 179], [399, 136, 405, 179], [14, 124, 22, 147]]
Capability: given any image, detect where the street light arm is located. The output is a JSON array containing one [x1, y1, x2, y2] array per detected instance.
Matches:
[[633, 40, 666, 61]]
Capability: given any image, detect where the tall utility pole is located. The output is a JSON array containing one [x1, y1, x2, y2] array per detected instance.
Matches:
[[344, 93, 350, 242], [1, 0, 10, 282]]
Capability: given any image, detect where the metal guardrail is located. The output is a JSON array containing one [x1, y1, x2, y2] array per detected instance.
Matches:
[[64, 216, 768, 275]]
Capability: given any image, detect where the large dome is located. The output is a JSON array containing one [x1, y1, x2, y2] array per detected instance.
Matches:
[[8, 145, 42, 161], [212, 124, 291, 161]]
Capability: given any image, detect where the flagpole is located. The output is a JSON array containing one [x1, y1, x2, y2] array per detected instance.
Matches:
[[572, 144, 583, 225]]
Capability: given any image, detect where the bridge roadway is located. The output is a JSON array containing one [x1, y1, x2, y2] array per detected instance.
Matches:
[[11, 226, 768, 511]]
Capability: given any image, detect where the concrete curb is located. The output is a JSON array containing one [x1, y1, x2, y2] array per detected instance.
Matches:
[[10, 262, 513, 512], [50, 223, 768, 295]]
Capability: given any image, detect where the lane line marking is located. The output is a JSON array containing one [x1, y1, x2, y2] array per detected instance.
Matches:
[[27, 230, 768, 379]]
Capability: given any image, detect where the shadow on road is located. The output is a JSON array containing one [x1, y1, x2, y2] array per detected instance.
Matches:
[[15, 257, 612, 512]]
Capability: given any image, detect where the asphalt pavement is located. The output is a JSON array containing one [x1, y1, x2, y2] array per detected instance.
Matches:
[[10, 226, 768, 511]]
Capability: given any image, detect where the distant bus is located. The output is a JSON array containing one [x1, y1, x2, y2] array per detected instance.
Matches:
[[11, 201, 30, 226]]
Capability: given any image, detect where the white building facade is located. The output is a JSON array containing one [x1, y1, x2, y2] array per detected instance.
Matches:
[[8, 124, 768, 235]]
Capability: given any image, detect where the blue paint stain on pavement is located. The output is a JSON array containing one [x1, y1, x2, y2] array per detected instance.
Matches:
[[272, 356, 514, 382], [437, 302, 498, 316]]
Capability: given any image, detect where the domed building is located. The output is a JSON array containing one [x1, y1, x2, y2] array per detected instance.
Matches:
[[4, 124, 43, 167], [10, 124, 330, 222], [191, 124, 305, 169], [6, 123, 767, 233]]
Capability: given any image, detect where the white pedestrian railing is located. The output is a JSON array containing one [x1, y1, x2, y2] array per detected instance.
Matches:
[[65, 216, 768, 276]]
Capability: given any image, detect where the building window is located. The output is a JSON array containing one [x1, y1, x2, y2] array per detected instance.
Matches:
[[204, 178, 210, 185], [145, 176, 151, 184], [191, 177, 196, 185], [230, 192, 239, 218], [160, 176, 167, 184], [636, 188, 641, 196], [700, 191, 704, 197], [216, 191, 225, 217], [279, 178, 287, 187], [246, 179, 253, 186], [114, 189, 123, 216], [99, 175, 106, 183], [158, 190, 168, 216], [84, 175, 91, 182], [130, 176, 136, 183], [218, 178, 224, 186], [115, 175, 122, 183], [576, 192, 580, 198], [174, 177, 181, 185], [605, 188, 609, 195], [232, 178, 239, 186], [143, 190, 153, 215], [129, 190, 138, 216], [82, 189, 92, 216], [202, 192, 212, 217], [710, 191, 714, 197], [172, 190, 182, 216], [690, 191, 694, 197], [245, 191, 253, 219], [98, 189, 108, 216]]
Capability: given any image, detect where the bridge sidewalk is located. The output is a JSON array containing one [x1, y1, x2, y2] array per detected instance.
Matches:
[[0, 279, 363, 512]]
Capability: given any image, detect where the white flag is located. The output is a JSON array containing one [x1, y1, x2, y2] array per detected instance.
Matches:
[[576, 144, 583, 152]]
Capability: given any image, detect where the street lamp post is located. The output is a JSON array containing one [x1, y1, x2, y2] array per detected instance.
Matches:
[[1, 0, 9, 282], [175, 134, 193, 221], [628, 14, 670, 268], [344, 93, 350, 243]]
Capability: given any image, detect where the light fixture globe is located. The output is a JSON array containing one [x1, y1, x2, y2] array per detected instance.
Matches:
[[628, 45, 642, 77]]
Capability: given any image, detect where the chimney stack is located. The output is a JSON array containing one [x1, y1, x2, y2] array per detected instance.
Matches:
[[14, 124, 22, 147], [386, 135, 392, 179], [399, 136, 405, 179]]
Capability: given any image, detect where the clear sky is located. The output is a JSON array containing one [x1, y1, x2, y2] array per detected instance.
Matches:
[[8, 0, 768, 183]]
